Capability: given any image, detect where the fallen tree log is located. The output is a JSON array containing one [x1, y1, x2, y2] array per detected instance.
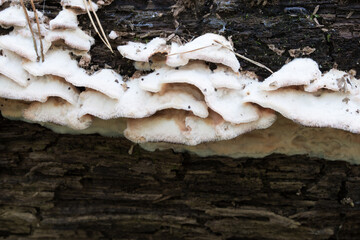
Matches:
[[0, 0, 360, 239]]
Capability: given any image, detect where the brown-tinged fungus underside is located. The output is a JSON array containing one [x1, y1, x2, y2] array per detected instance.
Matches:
[[0, 1, 360, 164]]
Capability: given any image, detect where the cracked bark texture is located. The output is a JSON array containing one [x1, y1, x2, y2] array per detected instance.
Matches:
[[1, 0, 360, 239]]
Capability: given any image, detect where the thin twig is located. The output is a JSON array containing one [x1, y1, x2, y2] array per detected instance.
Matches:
[[30, 0, 44, 62], [346, 11, 354, 19], [20, 0, 40, 61], [166, 39, 273, 74], [83, 0, 113, 52], [234, 52, 273, 73], [88, 0, 113, 53], [213, 40, 273, 74], [167, 44, 214, 56], [312, 5, 320, 16], [83, 0, 105, 44]]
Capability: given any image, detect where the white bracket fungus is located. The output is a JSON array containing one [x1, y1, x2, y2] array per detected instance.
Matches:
[[118, 34, 240, 72], [0, 5, 27, 28], [166, 33, 240, 72], [141, 115, 360, 165], [245, 87, 360, 133], [0, 29, 51, 62], [117, 37, 168, 62], [23, 98, 92, 130], [108, 30, 119, 40], [45, 28, 95, 51], [261, 58, 321, 91], [49, 9, 79, 30], [305, 69, 359, 94], [0, 98, 30, 120], [0, 74, 79, 104], [137, 61, 261, 124], [0, 2, 360, 163], [0, 49, 32, 87], [46, 8, 95, 51], [246, 58, 360, 133], [23, 49, 123, 99], [78, 84, 209, 120], [125, 109, 276, 146]]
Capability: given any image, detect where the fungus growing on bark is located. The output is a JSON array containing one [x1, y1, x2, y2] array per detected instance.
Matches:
[[140, 115, 360, 165], [45, 27, 95, 51], [23, 49, 122, 99], [245, 58, 360, 133], [0, 1, 360, 163], [0, 74, 79, 104], [137, 61, 261, 124], [49, 9, 79, 30], [23, 98, 92, 130], [0, 5, 28, 28], [0, 28, 51, 62], [305, 69, 359, 94], [125, 109, 276, 145], [48, 6, 95, 51], [0, 98, 30, 119], [166, 33, 240, 72], [0, 49, 32, 87], [118, 34, 240, 72], [261, 58, 321, 90], [117, 37, 168, 62], [70, 0, 113, 52], [108, 30, 119, 40], [78, 84, 209, 120]]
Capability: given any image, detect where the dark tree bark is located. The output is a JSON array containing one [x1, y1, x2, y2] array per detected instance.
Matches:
[[1, 0, 360, 239]]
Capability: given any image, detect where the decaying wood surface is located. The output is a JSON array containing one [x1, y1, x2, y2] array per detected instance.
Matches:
[[1, 0, 360, 239], [1, 116, 360, 239], [80, 0, 360, 78]]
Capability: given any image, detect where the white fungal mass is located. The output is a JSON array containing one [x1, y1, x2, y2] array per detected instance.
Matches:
[[0, 0, 359, 163]]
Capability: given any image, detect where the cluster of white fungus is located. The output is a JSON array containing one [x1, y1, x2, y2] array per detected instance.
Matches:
[[0, 1, 360, 163]]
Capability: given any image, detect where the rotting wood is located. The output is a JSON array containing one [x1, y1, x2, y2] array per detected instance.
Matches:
[[1, 0, 360, 239], [1, 116, 360, 239]]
